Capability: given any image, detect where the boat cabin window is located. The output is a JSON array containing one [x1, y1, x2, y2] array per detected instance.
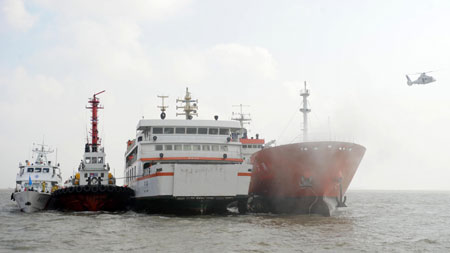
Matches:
[[221, 146, 228, 151], [98, 157, 103, 164], [43, 168, 49, 173], [92, 157, 98, 164], [202, 145, 210, 151], [193, 145, 201, 151], [153, 128, 163, 134], [164, 128, 174, 134], [85, 157, 91, 164], [186, 128, 197, 134], [174, 144, 182, 151], [208, 128, 219, 135], [165, 145, 173, 150], [155, 145, 163, 151], [183, 144, 192, 151], [219, 128, 230, 135], [176, 128, 186, 134], [27, 168, 34, 173], [198, 128, 207, 134], [35, 168, 42, 173], [243, 145, 248, 148], [138, 136, 143, 142], [212, 145, 219, 151]]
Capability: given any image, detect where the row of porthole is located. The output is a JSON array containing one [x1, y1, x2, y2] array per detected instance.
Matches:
[[299, 146, 353, 151]]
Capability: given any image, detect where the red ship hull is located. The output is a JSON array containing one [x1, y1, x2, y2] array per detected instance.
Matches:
[[49, 185, 134, 212], [248, 141, 365, 216]]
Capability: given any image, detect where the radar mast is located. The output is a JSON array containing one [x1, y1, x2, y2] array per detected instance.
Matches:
[[299, 81, 310, 142], [176, 87, 198, 120], [232, 104, 251, 138], [157, 95, 169, 120]]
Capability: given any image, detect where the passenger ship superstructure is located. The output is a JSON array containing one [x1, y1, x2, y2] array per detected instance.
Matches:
[[125, 88, 260, 214], [51, 91, 134, 211], [12, 144, 62, 213]]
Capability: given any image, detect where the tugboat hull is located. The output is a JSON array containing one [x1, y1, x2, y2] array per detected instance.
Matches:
[[50, 185, 134, 212]]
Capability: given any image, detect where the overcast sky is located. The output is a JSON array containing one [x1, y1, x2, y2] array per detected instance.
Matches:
[[1, 0, 450, 190]]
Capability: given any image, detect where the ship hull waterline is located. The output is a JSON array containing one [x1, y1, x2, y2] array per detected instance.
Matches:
[[248, 141, 366, 216]]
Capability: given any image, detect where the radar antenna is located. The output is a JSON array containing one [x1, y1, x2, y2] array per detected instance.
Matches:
[[157, 95, 169, 120], [299, 81, 310, 142], [232, 104, 251, 138], [32, 143, 54, 165], [176, 87, 198, 120]]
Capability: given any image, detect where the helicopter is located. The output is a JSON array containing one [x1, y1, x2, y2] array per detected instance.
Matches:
[[406, 71, 436, 86]]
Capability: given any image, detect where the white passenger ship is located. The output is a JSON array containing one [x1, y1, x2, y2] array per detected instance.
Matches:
[[11, 144, 62, 213], [125, 88, 263, 214]]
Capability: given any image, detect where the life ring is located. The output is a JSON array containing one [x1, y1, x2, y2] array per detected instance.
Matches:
[[91, 177, 98, 185]]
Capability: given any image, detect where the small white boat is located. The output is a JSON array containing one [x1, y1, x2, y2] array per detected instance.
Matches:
[[11, 144, 62, 213]]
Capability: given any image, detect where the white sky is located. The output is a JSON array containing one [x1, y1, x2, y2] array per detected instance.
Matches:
[[1, 0, 450, 190]]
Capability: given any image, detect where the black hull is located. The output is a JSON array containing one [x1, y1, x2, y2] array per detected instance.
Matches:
[[49, 185, 134, 212], [248, 195, 338, 216], [133, 196, 248, 215]]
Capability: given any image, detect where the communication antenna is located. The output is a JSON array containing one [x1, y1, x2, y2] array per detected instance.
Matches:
[[300, 81, 311, 142], [176, 87, 198, 120], [232, 104, 251, 138], [157, 95, 169, 120]]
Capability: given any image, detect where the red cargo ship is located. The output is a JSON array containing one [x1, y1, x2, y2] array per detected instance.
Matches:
[[248, 83, 366, 216]]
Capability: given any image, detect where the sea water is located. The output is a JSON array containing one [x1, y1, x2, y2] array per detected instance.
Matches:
[[1, 189, 449, 252]]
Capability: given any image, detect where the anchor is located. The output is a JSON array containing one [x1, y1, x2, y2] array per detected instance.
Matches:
[[336, 178, 347, 207]]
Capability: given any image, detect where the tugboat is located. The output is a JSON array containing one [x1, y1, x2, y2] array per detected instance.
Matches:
[[51, 91, 134, 211], [248, 82, 366, 216], [125, 88, 261, 214], [12, 144, 62, 213]]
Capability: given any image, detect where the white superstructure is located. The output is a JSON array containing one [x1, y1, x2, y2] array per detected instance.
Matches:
[[12, 144, 62, 213], [125, 88, 258, 213]]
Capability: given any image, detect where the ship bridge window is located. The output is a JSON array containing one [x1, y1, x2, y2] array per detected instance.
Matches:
[[212, 145, 219, 151], [155, 145, 163, 151], [219, 128, 230, 135], [193, 145, 201, 151], [176, 128, 186, 134], [98, 157, 103, 164], [208, 128, 219, 135], [153, 128, 163, 134], [138, 136, 143, 142], [202, 145, 211, 151], [92, 157, 98, 164], [221, 145, 228, 151], [27, 168, 34, 172], [164, 128, 174, 134], [43, 168, 49, 173], [165, 145, 173, 150], [183, 144, 192, 151], [243, 145, 248, 148], [85, 157, 91, 164], [187, 128, 197, 134], [198, 128, 207, 134], [35, 168, 42, 173], [174, 144, 182, 151]]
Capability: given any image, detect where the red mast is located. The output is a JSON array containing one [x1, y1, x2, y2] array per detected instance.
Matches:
[[86, 90, 105, 151]]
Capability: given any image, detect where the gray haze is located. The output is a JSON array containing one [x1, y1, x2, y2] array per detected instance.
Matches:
[[1, 0, 450, 190]]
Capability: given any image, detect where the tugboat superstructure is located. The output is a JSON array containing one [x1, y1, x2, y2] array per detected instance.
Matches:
[[126, 88, 261, 214], [51, 91, 133, 211], [12, 144, 62, 213]]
